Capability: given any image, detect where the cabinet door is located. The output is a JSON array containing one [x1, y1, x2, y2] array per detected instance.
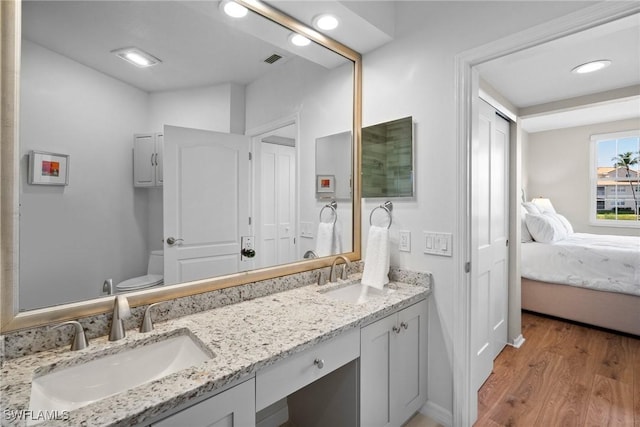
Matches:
[[134, 134, 156, 187], [393, 300, 428, 425], [155, 133, 164, 186], [153, 378, 255, 427], [360, 313, 397, 427], [360, 300, 429, 427]]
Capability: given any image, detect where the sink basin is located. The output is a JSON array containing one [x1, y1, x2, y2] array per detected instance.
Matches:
[[322, 282, 395, 304], [29, 333, 212, 417]]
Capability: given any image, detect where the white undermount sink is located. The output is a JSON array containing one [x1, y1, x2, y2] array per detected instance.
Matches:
[[321, 282, 395, 304], [29, 332, 212, 419]]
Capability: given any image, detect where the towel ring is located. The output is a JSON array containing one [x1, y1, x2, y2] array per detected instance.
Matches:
[[369, 201, 393, 229], [319, 201, 337, 225]]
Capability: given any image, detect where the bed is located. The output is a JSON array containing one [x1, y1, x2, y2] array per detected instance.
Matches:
[[520, 206, 640, 336]]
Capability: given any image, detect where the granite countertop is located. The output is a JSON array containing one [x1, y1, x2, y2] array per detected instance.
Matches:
[[1, 275, 429, 427]]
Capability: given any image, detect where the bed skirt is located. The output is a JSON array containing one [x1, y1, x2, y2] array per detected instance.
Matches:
[[521, 278, 640, 336]]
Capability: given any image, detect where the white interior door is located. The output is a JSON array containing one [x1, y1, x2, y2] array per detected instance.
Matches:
[[470, 100, 510, 399], [163, 125, 250, 285], [258, 142, 296, 268]]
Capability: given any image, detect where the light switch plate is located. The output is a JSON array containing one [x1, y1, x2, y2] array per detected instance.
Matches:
[[300, 222, 314, 238], [423, 232, 453, 257], [399, 230, 411, 252]]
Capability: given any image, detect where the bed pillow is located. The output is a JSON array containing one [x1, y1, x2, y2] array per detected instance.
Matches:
[[525, 213, 568, 243], [521, 211, 533, 243], [522, 202, 542, 215], [546, 212, 574, 234]]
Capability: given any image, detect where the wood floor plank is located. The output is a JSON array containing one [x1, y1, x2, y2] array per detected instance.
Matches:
[[476, 313, 555, 422], [596, 333, 635, 385], [585, 374, 634, 426], [533, 324, 600, 427], [488, 350, 563, 426], [476, 312, 639, 427]]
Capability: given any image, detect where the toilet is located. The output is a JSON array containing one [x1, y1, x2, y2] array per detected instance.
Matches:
[[116, 250, 164, 291]]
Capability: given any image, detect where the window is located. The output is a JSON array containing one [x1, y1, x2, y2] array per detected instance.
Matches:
[[591, 130, 640, 226]]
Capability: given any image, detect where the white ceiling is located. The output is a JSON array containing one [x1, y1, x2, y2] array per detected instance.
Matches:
[[23, 1, 637, 133], [21, 1, 355, 93], [477, 12, 640, 133]]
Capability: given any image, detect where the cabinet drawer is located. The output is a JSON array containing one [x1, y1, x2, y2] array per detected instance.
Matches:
[[256, 327, 359, 411]]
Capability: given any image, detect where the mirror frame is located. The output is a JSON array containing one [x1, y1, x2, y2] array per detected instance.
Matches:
[[0, 0, 362, 333]]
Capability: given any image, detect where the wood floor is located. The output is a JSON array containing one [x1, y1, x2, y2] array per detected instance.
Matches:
[[476, 311, 640, 426]]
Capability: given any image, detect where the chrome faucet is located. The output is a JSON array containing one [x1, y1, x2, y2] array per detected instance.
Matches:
[[53, 320, 89, 351], [140, 302, 167, 333], [109, 295, 131, 341], [329, 255, 352, 283], [317, 270, 328, 286]]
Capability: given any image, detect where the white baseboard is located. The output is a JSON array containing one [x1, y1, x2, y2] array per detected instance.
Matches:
[[509, 334, 525, 349], [420, 400, 453, 427]]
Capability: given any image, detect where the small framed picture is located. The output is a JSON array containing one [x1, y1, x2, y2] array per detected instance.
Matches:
[[28, 151, 69, 186], [316, 175, 335, 193]]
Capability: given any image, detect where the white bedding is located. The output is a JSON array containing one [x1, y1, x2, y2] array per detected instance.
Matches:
[[521, 232, 640, 296]]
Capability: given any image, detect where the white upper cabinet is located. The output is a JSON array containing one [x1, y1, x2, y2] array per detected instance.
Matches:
[[133, 133, 163, 187]]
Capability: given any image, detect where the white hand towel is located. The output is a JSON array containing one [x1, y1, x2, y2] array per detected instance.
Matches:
[[332, 221, 343, 255], [315, 222, 335, 257], [361, 225, 390, 290]]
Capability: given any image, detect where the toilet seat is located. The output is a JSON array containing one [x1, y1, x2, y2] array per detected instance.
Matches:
[[116, 274, 163, 291]]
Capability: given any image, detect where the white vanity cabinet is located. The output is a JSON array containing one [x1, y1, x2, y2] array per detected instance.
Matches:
[[152, 377, 255, 427], [360, 300, 428, 427], [133, 133, 163, 187]]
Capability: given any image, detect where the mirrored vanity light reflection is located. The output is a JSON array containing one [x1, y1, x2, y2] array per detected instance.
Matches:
[[0, 0, 362, 333]]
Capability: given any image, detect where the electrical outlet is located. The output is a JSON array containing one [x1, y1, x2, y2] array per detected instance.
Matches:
[[242, 236, 254, 250], [399, 230, 411, 252]]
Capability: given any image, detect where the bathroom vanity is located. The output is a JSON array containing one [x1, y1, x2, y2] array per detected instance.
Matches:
[[1, 274, 430, 427]]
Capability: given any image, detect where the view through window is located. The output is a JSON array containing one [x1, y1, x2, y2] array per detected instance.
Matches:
[[593, 130, 640, 224]]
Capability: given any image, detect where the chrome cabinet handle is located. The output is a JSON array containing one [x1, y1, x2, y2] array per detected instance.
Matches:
[[314, 358, 324, 369], [392, 325, 401, 334], [401, 322, 409, 330], [166, 237, 184, 246]]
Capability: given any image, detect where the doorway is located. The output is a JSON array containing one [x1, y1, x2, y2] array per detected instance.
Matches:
[[454, 3, 639, 426], [251, 123, 298, 269]]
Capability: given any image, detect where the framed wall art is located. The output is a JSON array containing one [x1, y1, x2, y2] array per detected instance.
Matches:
[[28, 151, 69, 186], [316, 175, 335, 194]]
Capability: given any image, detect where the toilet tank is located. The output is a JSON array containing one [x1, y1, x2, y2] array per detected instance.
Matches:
[[147, 250, 164, 275]]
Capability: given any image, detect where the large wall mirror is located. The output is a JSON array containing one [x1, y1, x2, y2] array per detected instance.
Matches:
[[1, 0, 362, 332]]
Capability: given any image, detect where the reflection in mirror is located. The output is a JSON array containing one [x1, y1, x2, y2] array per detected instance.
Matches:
[[18, 1, 355, 312], [362, 116, 414, 198], [316, 131, 353, 200]]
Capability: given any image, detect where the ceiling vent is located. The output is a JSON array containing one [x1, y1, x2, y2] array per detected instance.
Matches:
[[264, 53, 284, 64]]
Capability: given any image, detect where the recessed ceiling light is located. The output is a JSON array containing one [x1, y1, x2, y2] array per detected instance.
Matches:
[[313, 14, 339, 31], [220, 0, 248, 18], [289, 33, 311, 47], [571, 59, 612, 74], [112, 47, 161, 68]]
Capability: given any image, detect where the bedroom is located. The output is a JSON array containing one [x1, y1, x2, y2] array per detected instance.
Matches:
[[477, 13, 639, 335]]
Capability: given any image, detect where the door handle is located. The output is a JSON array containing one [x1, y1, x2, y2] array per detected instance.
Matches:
[[241, 248, 256, 258], [166, 237, 184, 246]]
